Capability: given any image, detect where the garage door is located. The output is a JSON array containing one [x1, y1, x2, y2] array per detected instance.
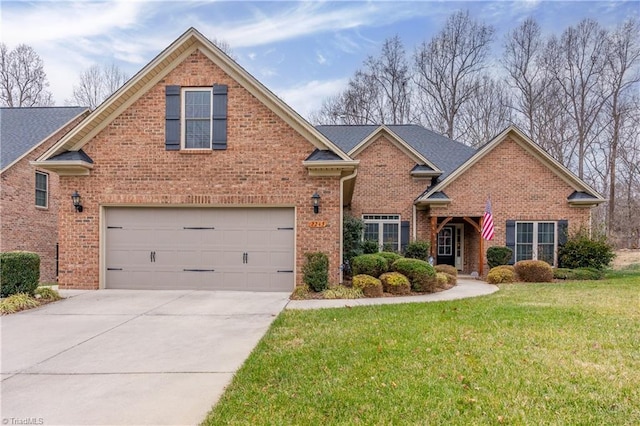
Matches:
[[105, 207, 294, 291]]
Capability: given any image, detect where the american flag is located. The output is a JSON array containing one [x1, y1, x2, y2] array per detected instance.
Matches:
[[481, 198, 495, 241]]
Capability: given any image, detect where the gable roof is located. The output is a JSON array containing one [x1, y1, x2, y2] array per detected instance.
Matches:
[[0, 107, 88, 171], [316, 124, 476, 178], [36, 27, 352, 164], [416, 125, 605, 205]]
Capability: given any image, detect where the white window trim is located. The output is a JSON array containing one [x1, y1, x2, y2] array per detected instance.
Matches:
[[35, 170, 48, 209], [362, 214, 401, 252], [515, 221, 558, 266], [181, 87, 213, 150]]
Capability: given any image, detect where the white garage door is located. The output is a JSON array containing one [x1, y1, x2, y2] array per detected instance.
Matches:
[[105, 207, 295, 291]]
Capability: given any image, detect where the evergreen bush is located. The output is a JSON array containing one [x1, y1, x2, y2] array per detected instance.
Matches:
[[1, 251, 40, 297], [303, 252, 329, 292]]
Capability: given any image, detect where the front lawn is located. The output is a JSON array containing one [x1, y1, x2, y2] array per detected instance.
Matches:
[[204, 273, 640, 425]]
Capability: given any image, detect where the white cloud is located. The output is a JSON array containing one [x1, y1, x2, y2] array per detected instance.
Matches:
[[316, 52, 327, 64], [275, 78, 349, 120]]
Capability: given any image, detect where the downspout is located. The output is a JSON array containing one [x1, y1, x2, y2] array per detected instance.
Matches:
[[339, 168, 358, 283]]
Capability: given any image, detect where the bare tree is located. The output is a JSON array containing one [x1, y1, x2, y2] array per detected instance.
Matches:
[[0, 43, 53, 107], [70, 63, 128, 109], [545, 19, 610, 179], [413, 10, 494, 139], [211, 38, 236, 60], [312, 35, 411, 125], [603, 18, 640, 235], [458, 75, 514, 147]]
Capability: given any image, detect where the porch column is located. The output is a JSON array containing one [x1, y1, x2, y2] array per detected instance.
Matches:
[[430, 216, 437, 258]]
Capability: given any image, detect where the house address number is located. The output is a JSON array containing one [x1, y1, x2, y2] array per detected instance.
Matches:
[[309, 221, 327, 228]]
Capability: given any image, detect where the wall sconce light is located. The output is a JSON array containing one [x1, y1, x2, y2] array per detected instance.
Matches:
[[311, 192, 321, 214], [71, 191, 83, 212]]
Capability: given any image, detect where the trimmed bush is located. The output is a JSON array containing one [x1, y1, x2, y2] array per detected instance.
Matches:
[[361, 240, 380, 254], [1, 251, 40, 297], [323, 285, 363, 299], [553, 267, 604, 281], [435, 273, 449, 289], [378, 252, 403, 269], [392, 258, 437, 292], [352, 274, 383, 298], [351, 254, 388, 278], [303, 252, 329, 292], [435, 264, 457, 277], [486, 246, 513, 268], [379, 272, 411, 295], [404, 240, 430, 261], [514, 260, 553, 283], [559, 232, 615, 270], [290, 285, 310, 300], [487, 266, 517, 284], [441, 273, 457, 286]]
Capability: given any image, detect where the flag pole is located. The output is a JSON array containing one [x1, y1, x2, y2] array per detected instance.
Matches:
[[479, 215, 484, 277]]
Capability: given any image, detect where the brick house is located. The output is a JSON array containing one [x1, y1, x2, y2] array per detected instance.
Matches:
[[1, 107, 89, 282], [33, 28, 603, 291]]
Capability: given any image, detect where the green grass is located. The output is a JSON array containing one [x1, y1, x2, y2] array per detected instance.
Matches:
[[204, 273, 640, 425]]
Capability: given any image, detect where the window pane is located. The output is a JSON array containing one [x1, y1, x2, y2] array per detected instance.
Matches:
[[185, 120, 211, 149], [363, 223, 379, 243], [516, 223, 533, 243], [538, 223, 555, 244], [35, 172, 47, 207], [516, 244, 533, 261], [538, 244, 554, 265], [382, 223, 399, 251], [438, 228, 452, 256], [185, 91, 211, 118]]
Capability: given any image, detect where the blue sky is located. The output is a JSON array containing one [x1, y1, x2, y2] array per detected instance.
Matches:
[[2, 1, 637, 118]]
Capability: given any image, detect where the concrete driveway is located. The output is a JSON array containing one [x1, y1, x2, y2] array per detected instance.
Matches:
[[1, 289, 290, 425]]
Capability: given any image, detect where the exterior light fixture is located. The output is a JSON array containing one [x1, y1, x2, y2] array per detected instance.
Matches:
[[311, 192, 321, 214], [71, 191, 83, 212]]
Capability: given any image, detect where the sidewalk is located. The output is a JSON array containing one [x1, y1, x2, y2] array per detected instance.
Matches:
[[286, 277, 498, 310]]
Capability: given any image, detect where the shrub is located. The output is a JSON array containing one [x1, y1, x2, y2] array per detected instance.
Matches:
[[514, 260, 553, 283], [559, 231, 615, 270], [352, 274, 383, 298], [487, 266, 517, 284], [441, 273, 457, 286], [435, 264, 457, 277], [35, 287, 62, 301], [435, 273, 450, 289], [351, 254, 388, 278], [290, 285, 310, 300], [404, 240, 430, 261], [343, 214, 364, 265], [553, 267, 604, 281], [361, 240, 380, 254], [1, 251, 40, 297], [486, 246, 513, 268], [378, 252, 403, 269], [379, 272, 411, 295], [303, 252, 329, 292], [392, 258, 437, 292], [0, 293, 40, 315], [323, 285, 363, 299]]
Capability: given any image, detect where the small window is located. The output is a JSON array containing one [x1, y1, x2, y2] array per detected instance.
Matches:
[[182, 88, 212, 149], [362, 215, 401, 252], [35, 171, 48, 208]]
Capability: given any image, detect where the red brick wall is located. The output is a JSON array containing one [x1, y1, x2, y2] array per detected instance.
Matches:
[[347, 135, 430, 241], [1, 117, 85, 282], [425, 136, 592, 272], [57, 50, 341, 289]]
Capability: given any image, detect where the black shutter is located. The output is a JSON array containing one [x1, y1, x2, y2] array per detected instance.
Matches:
[[400, 221, 410, 253], [165, 85, 181, 151], [212, 84, 228, 150], [505, 220, 516, 265], [557, 220, 568, 246]]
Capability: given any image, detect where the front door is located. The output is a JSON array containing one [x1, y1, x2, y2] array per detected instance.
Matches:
[[437, 224, 464, 270]]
